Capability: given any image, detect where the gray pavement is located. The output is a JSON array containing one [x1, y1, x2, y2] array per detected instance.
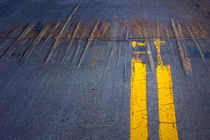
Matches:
[[0, 0, 209, 139]]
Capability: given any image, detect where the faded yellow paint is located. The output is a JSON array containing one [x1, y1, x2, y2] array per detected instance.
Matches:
[[132, 41, 147, 48], [154, 39, 165, 65], [130, 58, 148, 140], [133, 51, 147, 54], [154, 39, 179, 140]]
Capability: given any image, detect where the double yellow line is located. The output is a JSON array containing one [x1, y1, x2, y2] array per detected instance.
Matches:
[[130, 39, 178, 140]]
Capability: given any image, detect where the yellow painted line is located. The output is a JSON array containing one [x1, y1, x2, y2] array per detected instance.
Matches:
[[130, 58, 148, 140], [154, 39, 179, 140], [132, 41, 147, 48], [133, 51, 147, 54]]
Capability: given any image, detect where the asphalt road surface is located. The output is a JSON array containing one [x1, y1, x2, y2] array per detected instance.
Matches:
[[0, 0, 209, 139]]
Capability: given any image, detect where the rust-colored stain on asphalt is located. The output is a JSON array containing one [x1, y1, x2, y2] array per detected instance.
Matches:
[[0, 3, 208, 76]]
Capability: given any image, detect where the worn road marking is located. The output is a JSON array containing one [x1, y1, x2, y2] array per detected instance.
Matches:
[[117, 44, 121, 66], [163, 24, 175, 61], [146, 41, 155, 73], [132, 41, 146, 48], [76, 21, 100, 70], [44, 4, 80, 65], [41, 22, 60, 48], [125, 25, 129, 40], [186, 24, 206, 63], [154, 39, 179, 140], [24, 24, 50, 59], [171, 18, 192, 75], [1, 24, 35, 59], [133, 51, 147, 54], [132, 41, 155, 73], [104, 46, 115, 73], [61, 21, 81, 64], [130, 58, 148, 140]]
